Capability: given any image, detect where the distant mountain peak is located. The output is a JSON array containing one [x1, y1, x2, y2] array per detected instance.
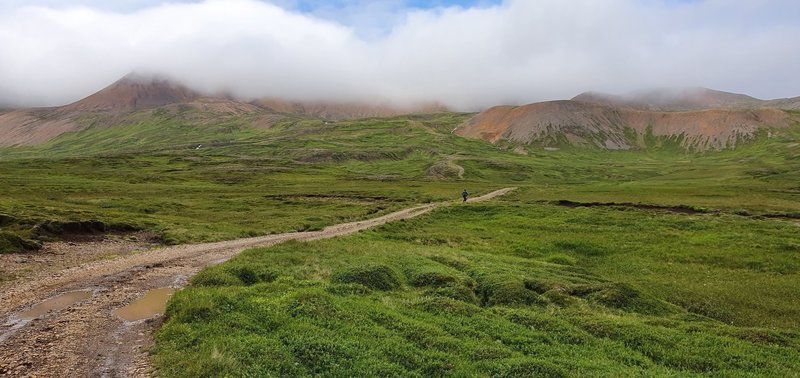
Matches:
[[64, 73, 201, 111], [572, 87, 762, 111]]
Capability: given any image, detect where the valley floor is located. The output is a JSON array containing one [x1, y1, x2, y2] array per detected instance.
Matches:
[[0, 112, 798, 376], [155, 192, 800, 377], [0, 189, 511, 376]]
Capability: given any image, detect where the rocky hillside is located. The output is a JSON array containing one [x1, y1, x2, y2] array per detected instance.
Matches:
[[456, 100, 796, 151], [573, 88, 800, 111], [0, 74, 451, 147], [64, 73, 201, 111]]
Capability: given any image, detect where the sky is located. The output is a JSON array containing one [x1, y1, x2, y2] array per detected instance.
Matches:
[[0, 0, 798, 110]]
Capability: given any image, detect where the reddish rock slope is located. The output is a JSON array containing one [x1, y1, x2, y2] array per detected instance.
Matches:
[[64, 74, 200, 111], [457, 100, 796, 150], [573, 88, 800, 111]]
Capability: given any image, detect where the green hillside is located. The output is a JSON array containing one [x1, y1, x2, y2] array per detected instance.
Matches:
[[1, 110, 799, 376]]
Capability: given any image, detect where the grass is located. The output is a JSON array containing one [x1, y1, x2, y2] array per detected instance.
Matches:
[[153, 201, 800, 376], [1, 111, 797, 249], [1, 108, 799, 375], [0, 112, 496, 247]]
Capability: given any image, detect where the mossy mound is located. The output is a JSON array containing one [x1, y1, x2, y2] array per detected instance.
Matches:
[[0, 231, 42, 254], [190, 269, 243, 287], [544, 254, 577, 266], [475, 274, 546, 307], [569, 282, 678, 315], [190, 264, 278, 287], [326, 283, 372, 296], [425, 284, 479, 304], [330, 264, 402, 291], [408, 270, 459, 287]]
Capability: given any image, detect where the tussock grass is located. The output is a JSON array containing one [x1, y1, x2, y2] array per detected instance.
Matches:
[[155, 202, 800, 376]]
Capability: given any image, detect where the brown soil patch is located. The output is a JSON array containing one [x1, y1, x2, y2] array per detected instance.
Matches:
[[0, 232, 158, 287]]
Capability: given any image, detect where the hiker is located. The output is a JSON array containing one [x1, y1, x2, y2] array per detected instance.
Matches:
[[462, 189, 468, 202]]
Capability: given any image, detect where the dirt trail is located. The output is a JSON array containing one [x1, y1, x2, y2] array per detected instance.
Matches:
[[0, 188, 514, 377]]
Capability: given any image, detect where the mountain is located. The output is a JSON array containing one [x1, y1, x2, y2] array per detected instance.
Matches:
[[3, 76, 797, 150], [0, 75, 273, 147], [762, 97, 800, 110], [251, 98, 449, 121], [0, 74, 453, 147], [572, 88, 800, 111], [64, 73, 201, 111], [456, 100, 796, 151]]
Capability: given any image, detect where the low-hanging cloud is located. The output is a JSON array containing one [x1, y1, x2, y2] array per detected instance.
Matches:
[[1, 0, 798, 110]]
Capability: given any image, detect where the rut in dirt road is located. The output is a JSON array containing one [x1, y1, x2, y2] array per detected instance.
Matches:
[[0, 188, 515, 377]]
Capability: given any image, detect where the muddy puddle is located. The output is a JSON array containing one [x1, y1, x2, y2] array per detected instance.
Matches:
[[114, 288, 176, 322], [18, 290, 93, 320]]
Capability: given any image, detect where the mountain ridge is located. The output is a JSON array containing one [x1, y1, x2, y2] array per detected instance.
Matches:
[[456, 100, 796, 151], [64, 73, 202, 111], [0, 74, 451, 146], [1, 75, 798, 150], [572, 87, 800, 111], [251, 98, 449, 121]]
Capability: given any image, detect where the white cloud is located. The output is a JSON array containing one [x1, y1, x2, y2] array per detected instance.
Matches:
[[0, 0, 798, 110]]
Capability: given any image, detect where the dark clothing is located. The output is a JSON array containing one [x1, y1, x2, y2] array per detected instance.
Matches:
[[462, 191, 468, 202]]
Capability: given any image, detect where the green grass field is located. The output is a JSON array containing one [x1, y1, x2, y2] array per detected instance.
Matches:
[[1, 109, 799, 375], [154, 199, 800, 376]]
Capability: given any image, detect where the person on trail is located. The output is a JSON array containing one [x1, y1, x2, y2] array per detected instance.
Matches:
[[462, 189, 468, 202]]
